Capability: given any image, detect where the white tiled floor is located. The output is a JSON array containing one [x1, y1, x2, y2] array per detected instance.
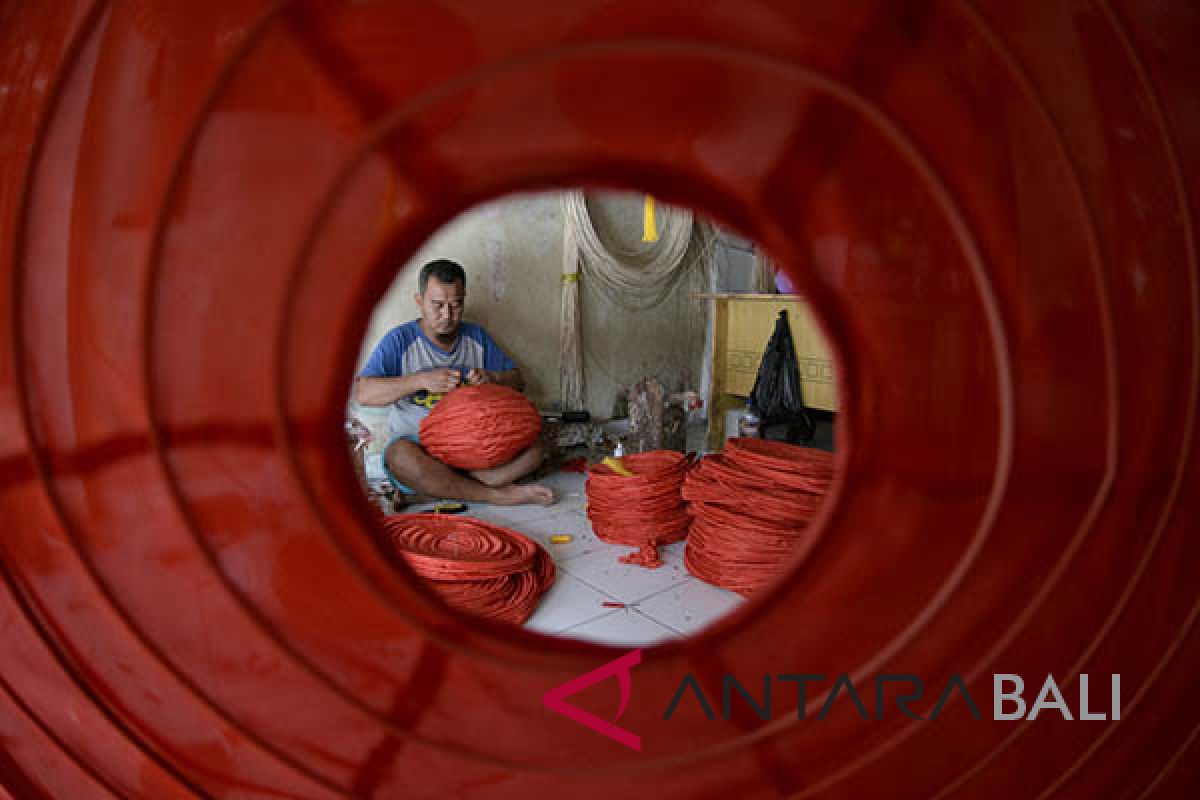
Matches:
[[402, 471, 745, 646]]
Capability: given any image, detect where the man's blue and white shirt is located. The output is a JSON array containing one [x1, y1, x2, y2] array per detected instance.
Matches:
[[359, 320, 515, 436]]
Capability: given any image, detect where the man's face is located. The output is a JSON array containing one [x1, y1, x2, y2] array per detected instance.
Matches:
[[416, 277, 465, 338]]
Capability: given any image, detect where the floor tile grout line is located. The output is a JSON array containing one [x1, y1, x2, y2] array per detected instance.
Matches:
[[557, 566, 623, 602], [629, 608, 687, 637], [634, 605, 718, 638], [530, 520, 595, 537], [628, 575, 698, 606], [559, 607, 683, 641], [628, 577, 694, 606], [524, 578, 617, 633], [538, 503, 587, 519], [561, 559, 694, 607], [557, 547, 604, 565], [556, 609, 620, 634]]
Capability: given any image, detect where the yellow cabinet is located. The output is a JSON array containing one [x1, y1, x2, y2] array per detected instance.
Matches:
[[704, 294, 836, 449]]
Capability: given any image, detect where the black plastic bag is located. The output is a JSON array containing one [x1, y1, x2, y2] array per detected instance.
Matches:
[[749, 310, 814, 440]]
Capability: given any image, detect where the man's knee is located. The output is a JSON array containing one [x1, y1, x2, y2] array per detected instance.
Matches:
[[473, 470, 508, 488], [512, 439, 545, 476], [385, 439, 423, 475]]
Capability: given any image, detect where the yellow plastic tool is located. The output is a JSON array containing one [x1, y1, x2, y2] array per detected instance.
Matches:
[[642, 195, 658, 242], [433, 501, 468, 514], [549, 534, 573, 544], [413, 391, 446, 409], [601, 456, 636, 477]]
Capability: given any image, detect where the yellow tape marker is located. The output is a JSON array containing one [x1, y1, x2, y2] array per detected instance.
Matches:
[[601, 456, 636, 477], [413, 391, 446, 409], [549, 534, 573, 544], [642, 195, 658, 242]]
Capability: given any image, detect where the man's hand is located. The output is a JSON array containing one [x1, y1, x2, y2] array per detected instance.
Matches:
[[465, 368, 493, 386], [423, 368, 462, 393]]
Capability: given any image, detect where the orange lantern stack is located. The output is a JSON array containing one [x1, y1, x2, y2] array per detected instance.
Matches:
[[683, 438, 833, 596], [381, 514, 555, 625], [585, 451, 691, 568]]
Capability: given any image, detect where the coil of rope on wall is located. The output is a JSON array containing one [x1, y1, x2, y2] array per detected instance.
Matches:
[[558, 191, 716, 411]]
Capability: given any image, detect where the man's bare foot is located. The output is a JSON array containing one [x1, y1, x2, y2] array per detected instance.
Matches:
[[492, 484, 555, 507]]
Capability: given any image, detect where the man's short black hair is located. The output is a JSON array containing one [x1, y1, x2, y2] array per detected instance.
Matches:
[[418, 259, 467, 293]]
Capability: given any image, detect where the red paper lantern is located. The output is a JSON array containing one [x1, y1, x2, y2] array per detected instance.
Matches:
[[419, 384, 542, 470]]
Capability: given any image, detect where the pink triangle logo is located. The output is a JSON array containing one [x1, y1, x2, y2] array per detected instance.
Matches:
[[542, 649, 643, 751]]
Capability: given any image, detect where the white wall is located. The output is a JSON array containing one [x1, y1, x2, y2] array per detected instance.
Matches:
[[357, 190, 737, 417]]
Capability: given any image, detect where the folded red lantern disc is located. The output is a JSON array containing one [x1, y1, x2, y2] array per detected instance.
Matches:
[[381, 514, 555, 625]]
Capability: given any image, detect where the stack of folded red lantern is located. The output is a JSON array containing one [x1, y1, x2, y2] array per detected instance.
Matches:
[[381, 513, 555, 624], [683, 438, 833, 596], [586, 450, 691, 568]]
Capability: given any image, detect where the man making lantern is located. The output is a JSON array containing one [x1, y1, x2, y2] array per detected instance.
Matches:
[[354, 259, 555, 507]]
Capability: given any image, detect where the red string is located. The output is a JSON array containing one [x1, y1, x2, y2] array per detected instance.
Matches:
[[419, 384, 542, 470], [586, 451, 691, 568], [684, 438, 833, 596], [381, 514, 555, 624]]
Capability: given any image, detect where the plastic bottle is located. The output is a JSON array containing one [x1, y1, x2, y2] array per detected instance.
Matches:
[[737, 401, 761, 438]]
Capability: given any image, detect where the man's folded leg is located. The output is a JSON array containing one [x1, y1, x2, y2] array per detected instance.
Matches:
[[385, 438, 554, 507]]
